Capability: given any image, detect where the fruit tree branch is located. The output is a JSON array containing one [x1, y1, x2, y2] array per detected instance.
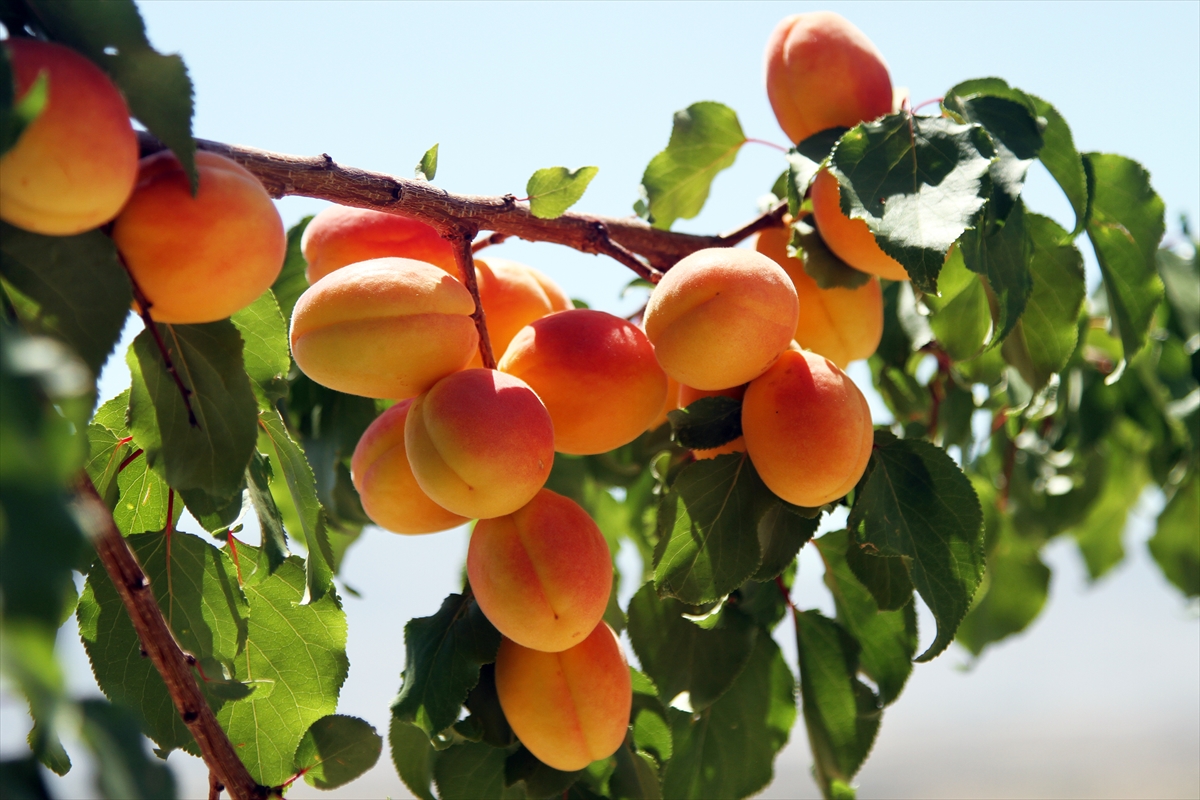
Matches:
[[448, 228, 498, 369], [137, 133, 784, 277], [72, 474, 267, 800]]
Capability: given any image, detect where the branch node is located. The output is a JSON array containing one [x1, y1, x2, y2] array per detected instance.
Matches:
[[183, 709, 200, 723]]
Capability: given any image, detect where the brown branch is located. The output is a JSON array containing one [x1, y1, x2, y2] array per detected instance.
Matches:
[[137, 132, 778, 276], [448, 229, 497, 369], [72, 474, 267, 800], [471, 232, 509, 253]]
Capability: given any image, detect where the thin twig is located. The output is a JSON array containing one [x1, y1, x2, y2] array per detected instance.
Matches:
[[471, 232, 509, 253], [209, 772, 223, 800], [449, 230, 497, 369], [73, 474, 266, 800]]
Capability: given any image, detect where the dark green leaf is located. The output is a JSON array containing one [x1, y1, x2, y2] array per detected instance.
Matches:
[[627, 582, 757, 712], [829, 113, 995, 293], [959, 200, 1032, 346], [504, 747, 581, 798], [667, 395, 742, 450], [389, 718, 438, 800], [0, 224, 132, 375], [78, 699, 176, 800], [1029, 94, 1090, 235], [527, 166, 599, 219], [794, 610, 880, 797], [245, 452, 289, 574], [610, 743, 662, 800], [796, 126, 849, 163], [294, 715, 382, 790], [815, 530, 917, 706], [848, 430, 984, 661], [1149, 470, 1200, 597], [272, 216, 313, 322], [0, 45, 48, 156], [26, 0, 196, 189], [660, 633, 795, 799], [845, 531, 913, 612], [178, 486, 240, 534], [0, 756, 52, 800], [434, 741, 523, 800], [127, 321, 257, 501], [464, 664, 514, 748], [1085, 153, 1166, 361], [416, 144, 439, 181], [639, 102, 746, 230], [789, 220, 871, 290], [393, 592, 501, 735], [230, 291, 290, 402], [752, 502, 819, 582]]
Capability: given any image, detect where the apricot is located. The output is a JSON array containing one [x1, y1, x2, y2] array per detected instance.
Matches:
[[290, 258, 478, 399], [647, 376, 681, 431], [494, 623, 631, 772], [112, 151, 286, 323], [498, 309, 667, 455], [755, 226, 883, 367], [810, 170, 909, 282], [350, 400, 469, 534], [742, 349, 873, 507], [469, 257, 573, 364], [0, 39, 137, 235], [405, 369, 554, 519], [679, 383, 747, 460], [300, 204, 457, 284], [764, 12, 893, 145], [468, 489, 611, 652], [642, 247, 798, 391]]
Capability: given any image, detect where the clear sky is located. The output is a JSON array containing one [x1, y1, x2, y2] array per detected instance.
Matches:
[[1, 3, 1197, 798]]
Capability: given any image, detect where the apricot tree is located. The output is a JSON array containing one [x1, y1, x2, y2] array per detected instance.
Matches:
[[1, 2, 1196, 800]]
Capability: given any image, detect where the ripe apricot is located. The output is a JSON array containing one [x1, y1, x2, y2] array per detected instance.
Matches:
[[405, 369, 554, 519], [469, 257, 572, 364], [0, 39, 137, 235], [495, 623, 631, 772], [468, 489, 611, 652], [742, 349, 873, 507], [810, 170, 909, 282], [350, 400, 469, 534], [300, 204, 457, 284], [679, 383, 747, 460], [290, 258, 478, 399], [755, 226, 883, 367], [764, 12, 893, 145], [113, 150, 286, 322], [498, 309, 667, 455], [643, 247, 798, 391], [647, 376, 681, 431]]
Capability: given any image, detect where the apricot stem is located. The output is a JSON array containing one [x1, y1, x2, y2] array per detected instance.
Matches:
[[745, 137, 789, 153], [449, 230, 498, 370], [471, 232, 509, 252]]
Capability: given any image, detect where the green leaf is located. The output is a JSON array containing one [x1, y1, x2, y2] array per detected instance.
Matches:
[[25, 0, 196, 189], [794, 610, 880, 797], [527, 166, 599, 219], [393, 592, 501, 736], [1001, 213, 1087, 390], [127, 321, 258, 501], [753, 502, 820, 582], [627, 582, 757, 713], [294, 715, 382, 790], [925, 244, 991, 362], [78, 699, 177, 800], [1029, 94, 1090, 235], [464, 664, 515, 748], [87, 392, 133, 508], [654, 454, 768, 604], [246, 452, 289, 574], [789, 220, 871, 290], [415, 144, 439, 181], [178, 486, 241, 534], [0, 224, 132, 376], [434, 741, 523, 800], [957, 520, 1050, 657], [814, 530, 917, 706], [1071, 422, 1150, 580], [844, 531, 913, 612], [848, 430, 984, 661], [113, 448, 175, 536], [639, 102, 746, 230], [610, 743, 662, 800], [78, 531, 249, 754], [959, 200, 1032, 346], [829, 113, 995, 293], [216, 543, 348, 787], [257, 407, 335, 602], [0, 755, 53, 800], [389, 718, 438, 800], [504, 747, 582, 799], [660, 633, 795, 799], [1158, 243, 1199, 344], [0, 622, 68, 777], [230, 291, 290, 402], [667, 395, 742, 451], [1149, 470, 1200, 597], [1085, 153, 1166, 361], [0, 53, 47, 157], [272, 216, 313, 322]]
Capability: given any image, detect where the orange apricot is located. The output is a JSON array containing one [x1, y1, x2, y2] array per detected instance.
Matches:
[[810, 170, 909, 282], [0, 39, 138, 235], [755, 226, 883, 367], [642, 247, 798, 391], [113, 150, 286, 322], [679, 383, 747, 460], [468, 257, 573, 364], [405, 369, 554, 519], [742, 349, 873, 507], [498, 309, 668, 455], [300, 204, 457, 284], [290, 257, 478, 399], [468, 488, 611, 652], [350, 400, 469, 534], [647, 376, 681, 431], [495, 623, 631, 771], [764, 12, 893, 145]]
